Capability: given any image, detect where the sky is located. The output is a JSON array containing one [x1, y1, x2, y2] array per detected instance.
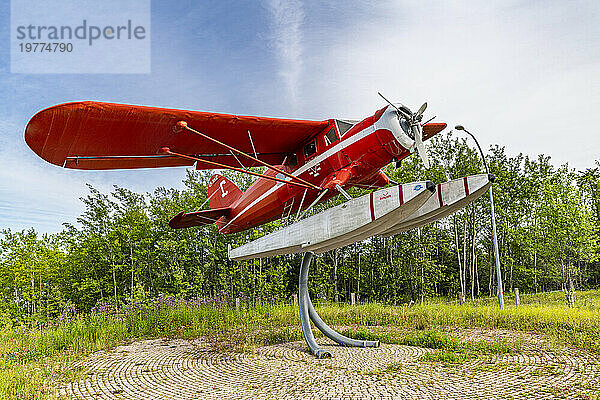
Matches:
[[0, 0, 598, 233]]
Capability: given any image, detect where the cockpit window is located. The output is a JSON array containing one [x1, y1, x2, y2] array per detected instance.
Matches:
[[335, 120, 355, 136], [288, 153, 297, 168], [324, 127, 338, 146], [304, 141, 317, 158]]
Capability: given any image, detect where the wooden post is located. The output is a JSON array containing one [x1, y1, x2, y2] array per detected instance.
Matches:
[[235, 297, 240, 310], [568, 279, 576, 308], [292, 293, 298, 306], [514, 288, 520, 308], [350, 292, 356, 306]]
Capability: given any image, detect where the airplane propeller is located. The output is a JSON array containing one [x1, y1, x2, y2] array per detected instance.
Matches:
[[416, 102, 427, 119], [377, 92, 430, 169]]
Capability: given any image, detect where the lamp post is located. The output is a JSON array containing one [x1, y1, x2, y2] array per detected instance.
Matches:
[[455, 125, 504, 309]]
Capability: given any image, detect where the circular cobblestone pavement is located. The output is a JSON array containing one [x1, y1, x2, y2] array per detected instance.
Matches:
[[61, 335, 600, 399]]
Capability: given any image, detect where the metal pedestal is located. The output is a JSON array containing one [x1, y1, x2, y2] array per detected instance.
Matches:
[[298, 252, 380, 358]]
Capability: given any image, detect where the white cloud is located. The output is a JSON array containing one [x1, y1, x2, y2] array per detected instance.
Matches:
[[0, 119, 84, 232], [294, 1, 599, 170], [0, 118, 188, 233], [266, 0, 305, 111]]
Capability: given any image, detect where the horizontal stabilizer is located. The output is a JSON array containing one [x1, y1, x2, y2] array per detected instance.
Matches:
[[169, 207, 230, 229]]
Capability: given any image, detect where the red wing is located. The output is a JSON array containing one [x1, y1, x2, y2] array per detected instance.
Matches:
[[25, 101, 329, 170]]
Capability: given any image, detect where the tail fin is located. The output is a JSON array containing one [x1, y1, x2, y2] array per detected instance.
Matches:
[[208, 174, 243, 209], [168, 175, 242, 230]]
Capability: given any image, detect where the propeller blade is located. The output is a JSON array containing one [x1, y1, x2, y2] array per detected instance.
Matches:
[[378, 92, 412, 120], [415, 140, 430, 169], [416, 102, 427, 118], [412, 125, 430, 169], [399, 104, 413, 117], [422, 115, 436, 125], [377, 92, 399, 112]]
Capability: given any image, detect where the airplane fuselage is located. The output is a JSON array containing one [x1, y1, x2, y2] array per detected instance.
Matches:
[[218, 106, 417, 233]]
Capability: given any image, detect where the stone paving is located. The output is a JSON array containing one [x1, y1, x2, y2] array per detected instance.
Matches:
[[61, 333, 600, 400]]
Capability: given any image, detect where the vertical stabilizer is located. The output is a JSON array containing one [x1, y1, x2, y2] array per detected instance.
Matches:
[[208, 174, 243, 209]]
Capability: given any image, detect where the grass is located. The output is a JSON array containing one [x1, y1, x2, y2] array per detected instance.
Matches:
[[1, 290, 600, 399], [424, 350, 476, 364], [405, 330, 515, 365], [477, 289, 600, 310]]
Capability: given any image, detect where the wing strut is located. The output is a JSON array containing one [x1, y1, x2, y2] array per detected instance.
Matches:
[[299, 189, 329, 219], [160, 147, 316, 190], [229, 150, 246, 169], [295, 188, 308, 221], [175, 121, 320, 190], [248, 130, 258, 159]]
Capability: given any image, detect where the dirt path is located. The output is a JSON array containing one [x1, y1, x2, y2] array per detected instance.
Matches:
[[60, 334, 599, 399]]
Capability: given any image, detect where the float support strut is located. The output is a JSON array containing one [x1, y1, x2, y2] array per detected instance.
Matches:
[[298, 252, 379, 358], [298, 252, 331, 358]]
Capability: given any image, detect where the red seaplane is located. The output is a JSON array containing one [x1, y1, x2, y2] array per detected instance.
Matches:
[[25, 94, 446, 233]]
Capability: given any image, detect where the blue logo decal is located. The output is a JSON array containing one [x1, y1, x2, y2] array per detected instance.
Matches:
[[414, 184, 423, 191]]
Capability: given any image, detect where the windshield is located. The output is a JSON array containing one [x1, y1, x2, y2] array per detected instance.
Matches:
[[335, 120, 356, 136]]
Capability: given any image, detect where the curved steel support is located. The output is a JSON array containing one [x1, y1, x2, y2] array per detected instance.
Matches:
[[298, 252, 379, 357], [307, 293, 379, 348], [298, 252, 331, 358]]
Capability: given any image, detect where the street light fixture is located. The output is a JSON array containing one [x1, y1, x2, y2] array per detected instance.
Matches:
[[455, 125, 505, 309]]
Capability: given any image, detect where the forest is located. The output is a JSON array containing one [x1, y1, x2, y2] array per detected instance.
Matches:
[[1, 133, 598, 324]]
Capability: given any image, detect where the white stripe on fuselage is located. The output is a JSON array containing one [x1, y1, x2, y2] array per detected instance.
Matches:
[[223, 116, 391, 229]]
